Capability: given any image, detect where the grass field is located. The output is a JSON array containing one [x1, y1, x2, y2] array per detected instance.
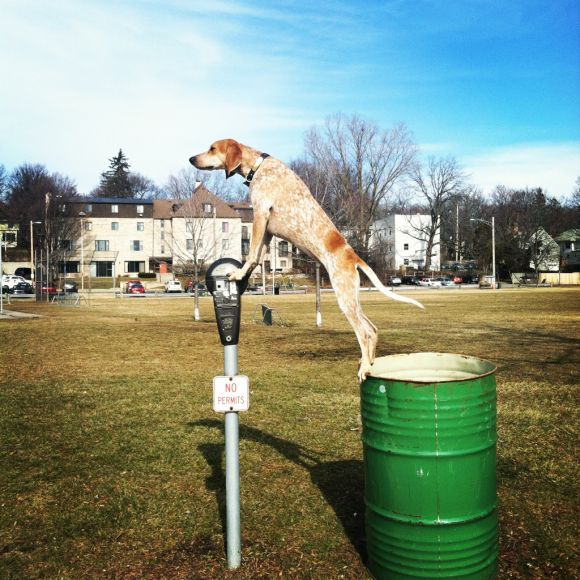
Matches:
[[1, 288, 578, 578]]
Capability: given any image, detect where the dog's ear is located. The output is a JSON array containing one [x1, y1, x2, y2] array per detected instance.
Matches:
[[224, 140, 242, 179]]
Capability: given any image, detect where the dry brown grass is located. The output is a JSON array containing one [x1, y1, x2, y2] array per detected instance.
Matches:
[[1, 288, 578, 578]]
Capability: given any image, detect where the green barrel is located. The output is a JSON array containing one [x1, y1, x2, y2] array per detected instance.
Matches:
[[361, 353, 498, 579]]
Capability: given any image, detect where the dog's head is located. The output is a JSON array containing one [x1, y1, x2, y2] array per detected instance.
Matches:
[[189, 139, 242, 179]]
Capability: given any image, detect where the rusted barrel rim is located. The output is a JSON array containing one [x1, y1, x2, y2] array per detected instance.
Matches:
[[368, 352, 497, 384]]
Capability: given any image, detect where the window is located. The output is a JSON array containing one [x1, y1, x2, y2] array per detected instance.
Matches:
[[84, 204, 93, 213], [59, 239, 73, 251], [137, 222, 144, 231], [278, 241, 289, 257], [85, 221, 92, 231], [203, 203, 213, 214], [3, 231, 17, 245], [186, 239, 193, 251], [404, 258, 409, 265], [137, 205, 144, 215], [222, 239, 230, 251], [161, 245, 165, 254], [125, 261, 145, 273], [160, 231, 165, 240], [160, 219, 165, 229], [222, 222, 229, 233], [403, 243, 409, 250], [111, 204, 119, 213], [111, 222, 119, 231], [242, 226, 248, 239], [131, 240, 143, 251], [95, 240, 109, 251], [93, 261, 113, 277]]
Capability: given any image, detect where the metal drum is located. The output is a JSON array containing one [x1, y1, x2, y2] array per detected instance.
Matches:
[[361, 353, 498, 579]]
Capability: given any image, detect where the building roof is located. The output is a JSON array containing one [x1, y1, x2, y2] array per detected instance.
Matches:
[[555, 228, 580, 242], [228, 201, 254, 223], [153, 185, 239, 219], [76, 197, 154, 205]]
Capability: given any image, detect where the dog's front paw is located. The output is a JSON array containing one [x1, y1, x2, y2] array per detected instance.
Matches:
[[228, 268, 245, 281], [358, 362, 372, 383]]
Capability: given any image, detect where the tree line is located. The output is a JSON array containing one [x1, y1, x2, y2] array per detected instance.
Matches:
[[1, 113, 578, 278]]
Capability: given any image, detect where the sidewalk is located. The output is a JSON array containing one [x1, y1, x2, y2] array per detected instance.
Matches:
[[0, 309, 42, 320]]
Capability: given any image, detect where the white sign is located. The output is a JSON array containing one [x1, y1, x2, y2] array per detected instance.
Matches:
[[213, 375, 250, 413]]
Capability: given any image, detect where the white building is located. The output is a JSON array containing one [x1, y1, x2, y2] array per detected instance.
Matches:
[[371, 214, 440, 272]]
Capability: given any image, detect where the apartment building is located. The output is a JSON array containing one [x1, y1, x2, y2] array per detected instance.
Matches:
[[70, 197, 154, 278]]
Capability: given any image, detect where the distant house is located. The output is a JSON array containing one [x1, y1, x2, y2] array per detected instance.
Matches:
[[556, 228, 580, 271], [370, 214, 440, 272], [527, 227, 560, 273]]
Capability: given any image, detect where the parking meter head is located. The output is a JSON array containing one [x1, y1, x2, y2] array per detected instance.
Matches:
[[206, 258, 247, 346], [205, 258, 248, 296]]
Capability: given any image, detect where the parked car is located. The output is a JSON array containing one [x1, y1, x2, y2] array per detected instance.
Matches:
[[387, 276, 402, 286], [165, 279, 183, 293], [40, 284, 58, 295], [186, 281, 206, 295], [64, 281, 78, 293], [452, 276, 463, 284], [14, 267, 32, 279], [436, 277, 454, 286], [401, 276, 420, 285], [419, 278, 442, 288], [461, 274, 479, 284], [2, 275, 27, 290], [10, 281, 34, 294], [125, 280, 145, 294]]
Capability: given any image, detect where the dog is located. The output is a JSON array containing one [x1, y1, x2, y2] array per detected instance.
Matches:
[[190, 139, 424, 381]]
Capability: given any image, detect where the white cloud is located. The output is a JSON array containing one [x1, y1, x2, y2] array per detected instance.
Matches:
[[463, 142, 580, 198]]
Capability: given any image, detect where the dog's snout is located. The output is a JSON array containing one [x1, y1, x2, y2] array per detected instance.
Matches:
[[189, 156, 196, 166]]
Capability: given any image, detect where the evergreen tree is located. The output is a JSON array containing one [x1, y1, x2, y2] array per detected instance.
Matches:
[[97, 149, 132, 198]]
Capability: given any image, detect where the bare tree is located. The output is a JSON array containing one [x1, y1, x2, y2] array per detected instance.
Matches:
[[128, 172, 163, 199], [2, 164, 79, 285], [408, 156, 467, 271], [165, 168, 237, 320], [300, 113, 417, 259]]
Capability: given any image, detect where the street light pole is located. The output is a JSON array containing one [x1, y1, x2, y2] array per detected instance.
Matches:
[[78, 212, 86, 292], [491, 216, 496, 290], [470, 217, 497, 290], [0, 232, 4, 314]]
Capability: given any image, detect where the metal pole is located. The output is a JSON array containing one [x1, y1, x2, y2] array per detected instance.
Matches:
[[491, 216, 496, 290], [272, 236, 276, 296], [79, 213, 85, 292], [315, 262, 322, 327], [46, 243, 50, 303], [223, 344, 241, 569], [30, 221, 35, 282], [0, 234, 4, 315]]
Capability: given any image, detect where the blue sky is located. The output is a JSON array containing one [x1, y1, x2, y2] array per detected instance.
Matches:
[[1, 0, 579, 198]]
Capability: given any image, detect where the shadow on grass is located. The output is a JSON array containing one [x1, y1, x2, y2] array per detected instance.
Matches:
[[190, 419, 366, 563]]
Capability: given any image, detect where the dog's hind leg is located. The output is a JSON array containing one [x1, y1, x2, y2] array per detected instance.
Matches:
[[327, 261, 378, 381]]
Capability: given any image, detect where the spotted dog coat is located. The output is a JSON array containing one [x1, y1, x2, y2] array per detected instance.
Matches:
[[190, 139, 424, 381]]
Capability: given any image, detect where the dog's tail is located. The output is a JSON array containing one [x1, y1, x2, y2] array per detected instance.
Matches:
[[357, 261, 425, 309]]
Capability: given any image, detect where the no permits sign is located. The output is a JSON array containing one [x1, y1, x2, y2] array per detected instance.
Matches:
[[213, 375, 250, 413]]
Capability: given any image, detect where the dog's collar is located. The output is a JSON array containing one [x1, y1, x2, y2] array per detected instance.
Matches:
[[243, 153, 270, 186]]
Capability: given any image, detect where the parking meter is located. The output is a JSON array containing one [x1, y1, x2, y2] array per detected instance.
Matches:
[[205, 258, 248, 346]]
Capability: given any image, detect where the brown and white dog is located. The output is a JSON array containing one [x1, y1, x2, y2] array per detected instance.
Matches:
[[190, 139, 423, 381]]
